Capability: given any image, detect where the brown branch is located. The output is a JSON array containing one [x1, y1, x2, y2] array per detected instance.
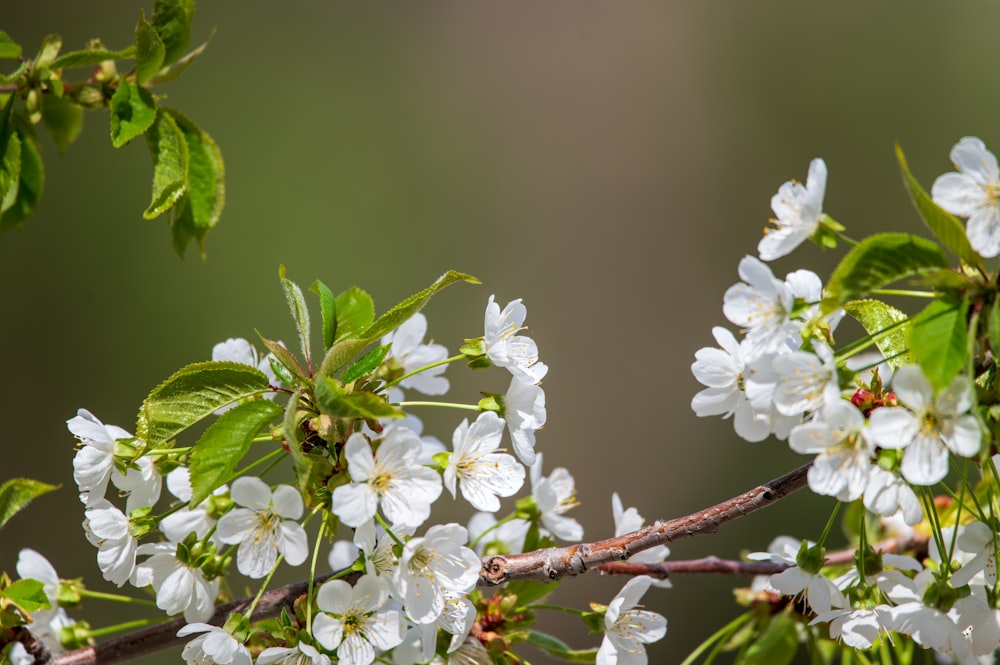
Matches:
[[46, 463, 811, 665], [480, 462, 812, 584]]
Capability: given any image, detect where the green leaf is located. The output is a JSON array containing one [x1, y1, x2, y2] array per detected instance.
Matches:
[[0, 31, 22, 60], [280, 267, 312, 367], [314, 375, 403, 420], [896, 143, 980, 266], [363, 270, 480, 341], [0, 478, 59, 530], [317, 271, 477, 377], [41, 93, 84, 153], [342, 345, 389, 384], [150, 32, 212, 85], [257, 335, 311, 387], [908, 299, 969, 392], [143, 109, 188, 219], [0, 579, 50, 613], [821, 233, 948, 314], [1, 127, 43, 233], [989, 303, 1000, 360], [741, 614, 798, 665], [842, 299, 913, 370], [136, 361, 271, 446], [0, 129, 20, 215], [310, 280, 336, 351], [51, 45, 137, 69], [151, 0, 195, 66], [333, 287, 375, 345], [505, 580, 559, 607], [525, 631, 597, 664], [34, 35, 62, 69], [110, 80, 157, 148], [135, 12, 166, 85], [188, 399, 283, 506], [165, 110, 224, 258]]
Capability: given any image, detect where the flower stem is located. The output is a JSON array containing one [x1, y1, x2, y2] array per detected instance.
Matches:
[[374, 513, 405, 547], [382, 354, 465, 392], [530, 604, 585, 616], [244, 555, 285, 619], [77, 589, 158, 608], [678, 611, 753, 665], [87, 618, 163, 639], [306, 517, 326, 634], [816, 501, 841, 548], [868, 289, 936, 298], [469, 513, 520, 549], [396, 401, 480, 412], [144, 447, 192, 456]]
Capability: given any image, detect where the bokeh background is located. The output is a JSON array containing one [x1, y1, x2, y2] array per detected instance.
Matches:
[[3, 2, 1000, 663]]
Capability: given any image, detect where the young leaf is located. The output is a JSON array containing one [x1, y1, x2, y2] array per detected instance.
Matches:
[[280, 267, 312, 367], [317, 337, 372, 378], [41, 94, 84, 153], [1, 128, 43, 233], [187, 399, 283, 506], [0, 579, 50, 613], [165, 110, 224, 258], [136, 361, 271, 446], [314, 375, 403, 420], [143, 109, 188, 219], [505, 580, 559, 607], [34, 35, 62, 69], [110, 80, 157, 148], [282, 388, 333, 508], [151, 0, 195, 66], [0, 31, 22, 60], [333, 287, 375, 345], [821, 233, 948, 314], [524, 631, 597, 664], [0, 130, 20, 215], [896, 143, 980, 267], [362, 270, 480, 341], [151, 32, 212, 85], [342, 345, 389, 384], [842, 299, 913, 370], [50, 45, 137, 69], [258, 335, 311, 387], [310, 279, 336, 351], [0, 478, 59, 530], [135, 12, 166, 85], [741, 614, 798, 665], [908, 299, 969, 392]]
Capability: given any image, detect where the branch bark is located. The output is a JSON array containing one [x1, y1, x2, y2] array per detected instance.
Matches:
[[45, 462, 811, 665]]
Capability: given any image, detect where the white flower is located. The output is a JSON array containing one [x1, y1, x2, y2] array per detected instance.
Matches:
[[502, 377, 546, 465], [467, 511, 529, 556], [131, 542, 219, 622], [160, 467, 225, 544], [381, 313, 450, 396], [353, 521, 411, 580], [951, 521, 998, 587], [611, 494, 670, 589], [112, 456, 163, 513], [394, 523, 480, 624], [747, 538, 845, 615], [596, 576, 667, 665], [444, 411, 525, 512], [932, 137, 1000, 257], [328, 540, 360, 572], [789, 400, 873, 501], [530, 454, 583, 542], [177, 623, 251, 665], [691, 327, 773, 443], [68, 409, 133, 507], [810, 606, 892, 649], [413, 590, 478, 662], [868, 365, 982, 485], [722, 257, 797, 357], [257, 643, 331, 665], [759, 158, 828, 261], [312, 575, 405, 665], [15, 548, 76, 650], [5, 642, 33, 665], [215, 477, 308, 578], [484, 295, 548, 384], [331, 428, 443, 528], [862, 467, 923, 526], [768, 342, 841, 416], [83, 500, 137, 586]]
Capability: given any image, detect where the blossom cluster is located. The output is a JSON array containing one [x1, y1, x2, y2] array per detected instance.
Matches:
[[7, 292, 668, 665], [691, 137, 1000, 662]]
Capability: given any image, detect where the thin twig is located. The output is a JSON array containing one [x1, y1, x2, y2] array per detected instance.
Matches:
[[46, 463, 811, 665]]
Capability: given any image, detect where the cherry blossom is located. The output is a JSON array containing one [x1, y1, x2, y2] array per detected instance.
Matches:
[[759, 157, 828, 261], [484, 295, 548, 384], [444, 411, 524, 512]]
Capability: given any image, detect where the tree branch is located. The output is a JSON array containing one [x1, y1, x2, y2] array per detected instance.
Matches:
[[46, 463, 810, 665], [480, 461, 812, 584]]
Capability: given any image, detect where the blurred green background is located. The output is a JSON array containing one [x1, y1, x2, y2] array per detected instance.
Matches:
[[3, 2, 1000, 663]]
